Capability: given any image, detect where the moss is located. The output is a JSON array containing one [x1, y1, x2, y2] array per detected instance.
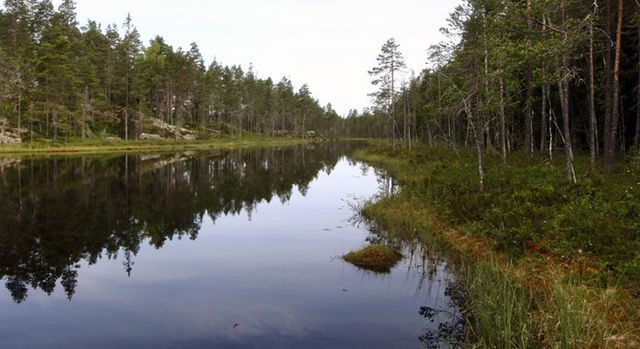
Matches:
[[343, 245, 403, 273]]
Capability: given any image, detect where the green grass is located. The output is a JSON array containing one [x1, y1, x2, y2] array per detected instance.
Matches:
[[353, 144, 640, 348], [343, 245, 403, 273], [0, 136, 319, 156], [460, 259, 533, 348]]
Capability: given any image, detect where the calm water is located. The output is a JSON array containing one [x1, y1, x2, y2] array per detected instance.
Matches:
[[0, 142, 458, 348]]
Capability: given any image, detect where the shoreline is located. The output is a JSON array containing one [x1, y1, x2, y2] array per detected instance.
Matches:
[[353, 146, 639, 347], [0, 137, 323, 156]]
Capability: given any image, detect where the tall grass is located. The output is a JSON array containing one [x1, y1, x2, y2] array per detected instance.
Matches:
[[461, 260, 533, 348], [540, 276, 625, 348]]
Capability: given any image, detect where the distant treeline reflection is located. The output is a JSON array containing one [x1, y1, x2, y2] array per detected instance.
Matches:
[[0, 142, 363, 303]]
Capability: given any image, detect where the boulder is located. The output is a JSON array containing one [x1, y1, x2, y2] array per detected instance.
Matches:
[[0, 131, 22, 145], [201, 128, 223, 137], [141, 117, 200, 140], [139, 133, 164, 140], [180, 134, 197, 141], [0, 118, 22, 144]]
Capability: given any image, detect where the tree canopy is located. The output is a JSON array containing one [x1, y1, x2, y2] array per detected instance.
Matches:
[[345, 0, 640, 178], [0, 0, 341, 141]]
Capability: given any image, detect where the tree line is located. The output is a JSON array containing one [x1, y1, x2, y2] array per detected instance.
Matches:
[[345, 0, 640, 184], [0, 0, 341, 141]]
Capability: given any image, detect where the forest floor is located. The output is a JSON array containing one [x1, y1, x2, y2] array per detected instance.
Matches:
[[354, 145, 640, 348], [0, 136, 321, 156]]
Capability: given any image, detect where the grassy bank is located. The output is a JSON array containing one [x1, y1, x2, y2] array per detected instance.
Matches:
[[354, 146, 639, 347], [0, 136, 319, 156]]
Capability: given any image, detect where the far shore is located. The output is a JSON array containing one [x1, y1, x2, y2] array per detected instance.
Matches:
[[0, 137, 335, 156]]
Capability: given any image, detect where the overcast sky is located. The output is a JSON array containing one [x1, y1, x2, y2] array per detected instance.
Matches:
[[53, 0, 461, 115]]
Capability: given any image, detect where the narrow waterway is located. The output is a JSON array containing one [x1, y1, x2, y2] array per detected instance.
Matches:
[[0, 142, 459, 348]]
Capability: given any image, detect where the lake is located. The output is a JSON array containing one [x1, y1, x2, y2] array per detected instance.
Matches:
[[0, 142, 459, 349]]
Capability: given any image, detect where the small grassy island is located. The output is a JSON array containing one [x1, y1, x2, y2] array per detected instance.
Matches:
[[343, 245, 403, 273]]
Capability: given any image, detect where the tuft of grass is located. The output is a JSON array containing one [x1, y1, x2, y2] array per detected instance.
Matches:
[[343, 245, 403, 273], [460, 259, 534, 348]]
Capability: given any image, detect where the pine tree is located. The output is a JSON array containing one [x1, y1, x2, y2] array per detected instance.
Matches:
[[368, 38, 406, 147]]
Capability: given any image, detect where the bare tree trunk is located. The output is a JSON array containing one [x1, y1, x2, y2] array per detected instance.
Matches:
[[636, 104, 640, 148], [588, 18, 598, 168], [549, 100, 555, 161], [17, 93, 21, 131], [637, 21, 640, 149], [559, 83, 575, 181], [476, 128, 485, 191], [541, 84, 548, 152], [45, 104, 49, 138], [499, 75, 507, 163], [302, 112, 306, 137], [475, 77, 485, 191], [391, 68, 395, 149], [271, 112, 275, 137], [124, 109, 129, 140], [540, 16, 549, 153], [29, 105, 33, 143], [606, 0, 624, 165], [559, 77, 575, 181], [438, 74, 449, 144], [621, 97, 627, 152], [82, 87, 89, 140], [81, 107, 86, 140], [603, 0, 614, 163], [404, 90, 408, 149], [125, 51, 130, 140], [52, 108, 58, 144], [482, 16, 492, 153], [560, 0, 576, 182], [524, 0, 534, 157]]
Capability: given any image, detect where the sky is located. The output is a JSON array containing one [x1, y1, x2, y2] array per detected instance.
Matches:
[[53, 0, 462, 116]]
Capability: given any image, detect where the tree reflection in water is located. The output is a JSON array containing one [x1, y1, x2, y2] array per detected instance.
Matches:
[[0, 142, 365, 303], [351, 204, 465, 348]]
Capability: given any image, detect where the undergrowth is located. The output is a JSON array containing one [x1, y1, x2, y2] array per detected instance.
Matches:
[[357, 146, 640, 286], [354, 145, 640, 348]]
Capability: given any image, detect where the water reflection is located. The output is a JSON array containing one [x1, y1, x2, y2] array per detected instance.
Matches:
[[351, 200, 464, 348], [0, 142, 362, 303], [0, 142, 462, 349]]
